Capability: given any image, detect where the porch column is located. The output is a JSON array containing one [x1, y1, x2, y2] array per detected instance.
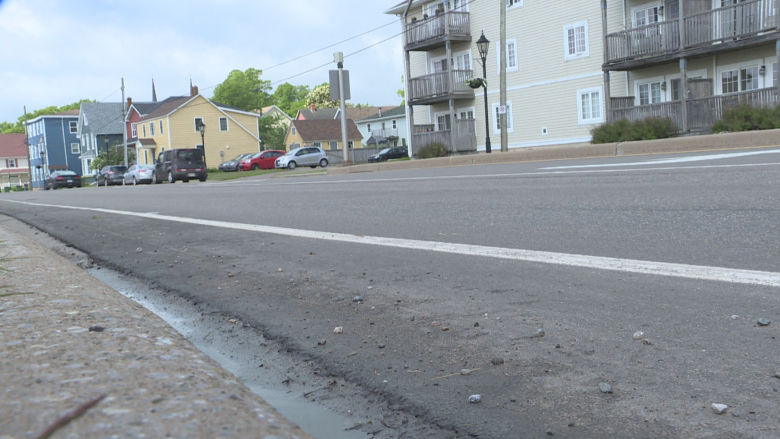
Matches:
[[679, 0, 685, 50], [776, 40, 780, 103], [604, 72, 612, 122], [680, 58, 689, 133], [446, 40, 456, 153]]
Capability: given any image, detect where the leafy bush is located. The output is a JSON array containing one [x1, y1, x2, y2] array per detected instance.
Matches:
[[12, 186, 24, 192], [712, 104, 780, 133], [591, 117, 677, 143], [2, 187, 11, 193], [415, 142, 448, 159]]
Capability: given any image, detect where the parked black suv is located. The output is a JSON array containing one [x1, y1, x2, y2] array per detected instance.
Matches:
[[153, 149, 208, 184]]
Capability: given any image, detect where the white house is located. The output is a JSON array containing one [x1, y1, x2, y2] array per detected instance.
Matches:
[[354, 106, 409, 149]]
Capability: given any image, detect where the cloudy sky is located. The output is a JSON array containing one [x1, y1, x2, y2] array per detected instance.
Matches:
[[0, 0, 406, 123]]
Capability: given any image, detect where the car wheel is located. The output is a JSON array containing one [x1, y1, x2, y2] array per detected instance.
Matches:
[[319, 159, 328, 168], [199, 178, 207, 182], [251, 164, 259, 171], [151, 173, 156, 184], [288, 161, 297, 170], [133, 176, 138, 186], [168, 172, 175, 184]]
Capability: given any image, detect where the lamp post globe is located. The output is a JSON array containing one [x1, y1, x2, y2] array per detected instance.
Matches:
[[198, 121, 207, 168], [476, 31, 491, 154]]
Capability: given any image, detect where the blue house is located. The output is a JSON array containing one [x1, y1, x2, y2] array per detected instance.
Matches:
[[25, 110, 82, 189]]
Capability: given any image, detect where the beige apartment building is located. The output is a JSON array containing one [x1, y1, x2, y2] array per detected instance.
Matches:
[[387, 0, 780, 153]]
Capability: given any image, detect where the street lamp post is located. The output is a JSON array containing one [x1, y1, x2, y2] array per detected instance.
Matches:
[[39, 150, 46, 189], [476, 32, 491, 154], [198, 121, 207, 168]]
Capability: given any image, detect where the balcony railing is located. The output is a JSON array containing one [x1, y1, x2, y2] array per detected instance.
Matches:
[[408, 69, 474, 105], [411, 118, 476, 154], [685, 0, 777, 46], [405, 11, 471, 49], [608, 87, 777, 131], [371, 128, 399, 138], [606, 0, 777, 64]]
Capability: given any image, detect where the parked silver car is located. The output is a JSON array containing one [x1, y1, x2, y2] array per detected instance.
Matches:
[[123, 164, 155, 185], [275, 147, 329, 170]]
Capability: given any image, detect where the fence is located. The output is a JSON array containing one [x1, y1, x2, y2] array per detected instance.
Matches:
[[326, 148, 382, 165], [685, 0, 777, 46], [410, 118, 476, 155]]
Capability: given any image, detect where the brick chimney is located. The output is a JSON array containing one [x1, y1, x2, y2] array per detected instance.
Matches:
[[191, 85, 199, 97], [309, 103, 316, 112], [127, 97, 133, 108]]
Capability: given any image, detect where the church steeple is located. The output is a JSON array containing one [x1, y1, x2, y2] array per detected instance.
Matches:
[[152, 77, 158, 102]]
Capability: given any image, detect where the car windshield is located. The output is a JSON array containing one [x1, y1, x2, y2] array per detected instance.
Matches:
[[379, 148, 392, 154], [232, 154, 248, 161], [111, 166, 128, 173], [138, 164, 154, 170], [251, 152, 262, 159], [177, 150, 203, 161]]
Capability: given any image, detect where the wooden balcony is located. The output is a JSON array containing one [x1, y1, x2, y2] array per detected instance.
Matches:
[[371, 128, 399, 139], [405, 11, 471, 51], [408, 69, 474, 105], [605, 0, 778, 70], [411, 119, 477, 154], [608, 87, 777, 131]]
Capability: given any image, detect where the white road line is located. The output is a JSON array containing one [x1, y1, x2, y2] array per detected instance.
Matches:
[[3, 199, 780, 288], [209, 162, 780, 188], [539, 149, 780, 170]]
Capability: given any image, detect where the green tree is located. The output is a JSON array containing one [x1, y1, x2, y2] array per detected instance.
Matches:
[[89, 145, 135, 171], [271, 83, 310, 117], [211, 68, 272, 112], [1, 99, 93, 134], [397, 75, 405, 106], [306, 83, 339, 109], [258, 115, 289, 151]]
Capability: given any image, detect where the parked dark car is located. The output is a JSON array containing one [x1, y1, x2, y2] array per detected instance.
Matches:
[[45, 170, 81, 190], [153, 148, 207, 184], [367, 147, 408, 163], [97, 166, 128, 186], [218, 153, 253, 172]]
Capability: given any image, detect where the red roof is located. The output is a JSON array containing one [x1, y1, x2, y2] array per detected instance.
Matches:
[[0, 134, 27, 158]]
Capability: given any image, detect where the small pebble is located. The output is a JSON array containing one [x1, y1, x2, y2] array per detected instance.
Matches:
[[731, 315, 740, 320], [378, 344, 385, 349], [546, 430, 554, 436], [530, 328, 545, 338], [468, 394, 481, 403], [632, 331, 645, 340], [712, 403, 728, 414], [474, 322, 479, 327], [317, 339, 327, 345], [509, 397, 516, 402], [333, 327, 343, 334], [490, 357, 504, 365], [732, 412, 740, 418], [336, 295, 345, 301], [461, 369, 471, 375], [757, 318, 771, 326], [352, 296, 364, 302], [88, 326, 105, 332], [599, 382, 613, 393], [431, 321, 442, 327]]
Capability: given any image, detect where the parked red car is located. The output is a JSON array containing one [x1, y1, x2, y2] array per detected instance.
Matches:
[[239, 150, 285, 170]]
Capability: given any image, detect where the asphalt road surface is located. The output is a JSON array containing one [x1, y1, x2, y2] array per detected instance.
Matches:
[[2, 146, 779, 439]]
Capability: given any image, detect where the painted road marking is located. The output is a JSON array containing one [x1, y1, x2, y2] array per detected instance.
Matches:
[[539, 149, 780, 170], [3, 199, 780, 288], [210, 162, 780, 188]]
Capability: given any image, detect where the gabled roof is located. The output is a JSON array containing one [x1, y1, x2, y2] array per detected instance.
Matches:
[[257, 105, 292, 120], [292, 119, 363, 142], [341, 106, 397, 121], [385, 0, 423, 15], [0, 133, 27, 158], [132, 102, 165, 116], [297, 108, 339, 120], [54, 109, 81, 116], [139, 96, 192, 121], [79, 102, 125, 135], [357, 105, 406, 122]]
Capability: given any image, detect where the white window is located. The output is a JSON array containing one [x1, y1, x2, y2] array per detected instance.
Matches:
[[149, 122, 155, 136], [577, 87, 603, 125], [497, 38, 518, 73], [142, 124, 147, 137], [291, 126, 296, 136], [632, 4, 659, 28], [367, 123, 371, 132], [131, 123, 137, 137], [491, 101, 514, 134], [638, 82, 663, 105], [507, 0, 522, 9], [435, 113, 451, 131], [432, 57, 448, 73], [7, 159, 17, 168], [69, 121, 78, 133], [194, 117, 203, 131], [454, 51, 471, 71], [219, 117, 228, 131], [392, 120, 397, 129], [71, 143, 80, 154], [159, 120, 164, 134], [564, 21, 589, 61], [720, 65, 760, 94]]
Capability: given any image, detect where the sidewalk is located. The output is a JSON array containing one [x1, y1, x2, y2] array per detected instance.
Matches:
[[0, 223, 313, 439], [328, 128, 780, 175]]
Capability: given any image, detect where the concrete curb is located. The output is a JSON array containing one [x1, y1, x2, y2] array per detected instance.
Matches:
[[0, 223, 314, 439], [328, 129, 780, 175]]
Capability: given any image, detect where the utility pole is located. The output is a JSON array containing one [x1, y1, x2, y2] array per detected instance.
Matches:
[[335, 52, 350, 164], [122, 78, 128, 166], [500, 0, 508, 152], [23, 106, 32, 189]]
